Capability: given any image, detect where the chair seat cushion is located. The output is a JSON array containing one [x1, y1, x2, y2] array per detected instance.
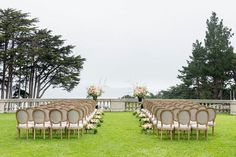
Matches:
[[176, 124, 191, 130], [79, 120, 87, 127], [34, 123, 50, 128], [67, 123, 83, 129], [191, 124, 207, 130], [208, 121, 215, 126], [50, 124, 66, 129], [17, 123, 33, 129], [28, 121, 34, 125], [157, 124, 174, 130]]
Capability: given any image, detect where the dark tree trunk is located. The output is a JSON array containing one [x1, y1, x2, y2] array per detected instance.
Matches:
[[1, 59, 6, 99]]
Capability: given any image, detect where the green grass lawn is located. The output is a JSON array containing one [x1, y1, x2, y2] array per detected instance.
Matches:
[[0, 112, 236, 157]]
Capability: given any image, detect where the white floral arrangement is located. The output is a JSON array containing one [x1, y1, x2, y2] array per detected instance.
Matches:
[[94, 115, 101, 119], [96, 111, 103, 115], [141, 118, 150, 123], [142, 123, 153, 130], [86, 124, 96, 130], [90, 118, 100, 124], [87, 85, 102, 98], [133, 86, 148, 98], [138, 113, 146, 118], [136, 110, 141, 115]]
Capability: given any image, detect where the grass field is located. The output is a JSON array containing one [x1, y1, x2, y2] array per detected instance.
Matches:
[[0, 112, 236, 157]]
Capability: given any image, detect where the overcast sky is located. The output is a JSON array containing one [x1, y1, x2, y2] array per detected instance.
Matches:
[[1, 0, 236, 98]]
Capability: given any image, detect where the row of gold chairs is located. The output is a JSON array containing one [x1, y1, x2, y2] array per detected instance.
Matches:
[[16, 100, 97, 139], [141, 99, 216, 140]]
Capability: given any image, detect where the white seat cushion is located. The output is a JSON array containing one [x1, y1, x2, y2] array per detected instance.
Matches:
[[191, 124, 207, 130], [50, 123, 65, 129], [157, 124, 174, 130], [34, 123, 50, 129], [208, 121, 215, 126], [176, 124, 191, 130], [67, 123, 83, 129], [17, 123, 33, 129], [28, 121, 34, 125], [80, 120, 87, 127]]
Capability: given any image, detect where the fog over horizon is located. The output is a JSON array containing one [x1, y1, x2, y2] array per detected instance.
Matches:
[[2, 0, 236, 98]]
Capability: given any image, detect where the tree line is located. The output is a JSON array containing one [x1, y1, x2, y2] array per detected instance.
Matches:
[[157, 12, 236, 100], [0, 8, 85, 99]]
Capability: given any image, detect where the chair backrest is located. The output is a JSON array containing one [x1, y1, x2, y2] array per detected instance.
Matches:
[[198, 106, 206, 110], [77, 108, 84, 120], [207, 108, 216, 122], [155, 108, 164, 121], [196, 110, 209, 125], [59, 108, 68, 122], [26, 108, 33, 121], [16, 109, 29, 124], [49, 109, 62, 124], [189, 108, 198, 121], [67, 109, 80, 124], [42, 109, 50, 122], [172, 108, 180, 121], [183, 106, 191, 110], [178, 110, 190, 125], [160, 110, 174, 125], [33, 109, 46, 124], [151, 106, 159, 116]]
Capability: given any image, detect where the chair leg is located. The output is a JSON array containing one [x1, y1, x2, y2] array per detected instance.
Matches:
[[61, 129, 63, 139], [80, 129, 83, 136], [196, 130, 198, 140], [17, 128, 20, 139], [43, 129, 45, 139], [68, 129, 70, 139], [160, 130, 162, 140], [78, 129, 79, 139], [188, 130, 190, 141], [33, 128, 36, 140], [26, 129, 28, 140], [170, 130, 172, 140], [48, 128, 50, 138], [178, 130, 180, 141], [153, 125, 156, 134], [50, 128, 52, 139], [212, 126, 214, 136], [206, 130, 208, 141]]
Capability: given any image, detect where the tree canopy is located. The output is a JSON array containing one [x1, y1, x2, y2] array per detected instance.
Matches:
[[160, 12, 235, 99], [0, 8, 85, 99]]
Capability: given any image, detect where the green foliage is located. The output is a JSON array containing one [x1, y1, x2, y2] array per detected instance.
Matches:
[[0, 8, 85, 98], [164, 12, 236, 99], [0, 113, 236, 157]]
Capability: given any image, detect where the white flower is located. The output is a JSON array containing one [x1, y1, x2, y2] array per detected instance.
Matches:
[[86, 124, 96, 129], [94, 115, 101, 119], [90, 119, 99, 123], [138, 113, 146, 118], [141, 118, 150, 122], [142, 123, 153, 130]]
